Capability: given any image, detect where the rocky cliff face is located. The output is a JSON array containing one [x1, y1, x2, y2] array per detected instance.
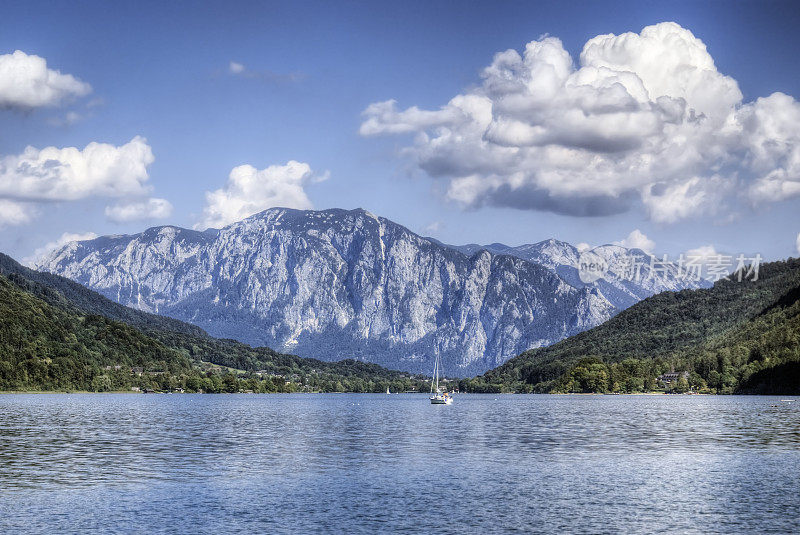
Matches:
[[36, 208, 697, 375], [447, 239, 708, 310]]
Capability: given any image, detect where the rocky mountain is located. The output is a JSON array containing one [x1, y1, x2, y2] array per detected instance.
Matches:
[[446, 239, 709, 310], [0, 251, 431, 393], [473, 257, 800, 395], [36, 208, 698, 375]]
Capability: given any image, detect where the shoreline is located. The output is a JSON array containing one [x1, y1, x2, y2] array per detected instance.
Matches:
[[1, 390, 793, 396]]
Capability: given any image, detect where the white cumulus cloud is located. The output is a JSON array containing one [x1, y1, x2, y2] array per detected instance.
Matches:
[[616, 229, 655, 253], [0, 50, 91, 109], [360, 22, 800, 223], [105, 197, 173, 223], [685, 244, 719, 261], [0, 136, 154, 202], [0, 199, 35, 228], [196, 160, 325, 229], [0, 137, 171, 227], [24, 231, 97, 267]]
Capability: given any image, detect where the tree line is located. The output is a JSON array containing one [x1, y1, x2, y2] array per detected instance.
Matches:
[[464, 258, 800, 394]]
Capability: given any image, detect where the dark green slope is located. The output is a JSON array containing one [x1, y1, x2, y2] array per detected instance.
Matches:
[[466, 258, 800, 394], [0, 254, 427, 393], [0, 252, 206, 337], [0, 275, 193, 391]]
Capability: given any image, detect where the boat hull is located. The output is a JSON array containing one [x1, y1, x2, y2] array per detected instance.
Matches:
[[430, 397, 453, 405]]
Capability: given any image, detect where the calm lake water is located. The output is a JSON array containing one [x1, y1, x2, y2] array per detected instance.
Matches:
[[1, 393, 799, 534]]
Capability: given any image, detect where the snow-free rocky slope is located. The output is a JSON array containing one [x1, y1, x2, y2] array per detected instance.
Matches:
[[37, 208, 700, 375], [445, 239, 708, 311]]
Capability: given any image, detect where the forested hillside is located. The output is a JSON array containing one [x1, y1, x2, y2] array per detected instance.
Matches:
[[0, 275, 193, 391], [0, 254, 428, 393], [0, 252, 207, 337], [464, 258, 800, 394], [6, 249, 798, 395]]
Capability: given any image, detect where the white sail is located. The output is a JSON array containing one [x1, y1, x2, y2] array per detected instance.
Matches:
[[429, 354, 452, 404]]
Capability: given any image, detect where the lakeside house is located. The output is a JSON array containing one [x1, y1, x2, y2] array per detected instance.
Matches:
[[657, 371, 690, 387]]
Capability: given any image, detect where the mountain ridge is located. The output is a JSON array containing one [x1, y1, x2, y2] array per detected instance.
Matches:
[[0, 251, 430, 393], [468, 257, 800, 394], [36, 207, 702, 375]]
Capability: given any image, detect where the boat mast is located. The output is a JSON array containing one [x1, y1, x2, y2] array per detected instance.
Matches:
[[434, 354, 440, 393], [430, 355, 436, 393]]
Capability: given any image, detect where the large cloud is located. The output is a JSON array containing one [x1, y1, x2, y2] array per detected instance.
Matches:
[[0, 136, 154, 201], [0, 136, 170, 226], [0, 50, 91, 109], [196, 160, 325, 229], [360, 22, 800, 223]]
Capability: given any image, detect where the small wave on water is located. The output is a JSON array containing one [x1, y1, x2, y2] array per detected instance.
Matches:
[[1, 393, 799, 533]]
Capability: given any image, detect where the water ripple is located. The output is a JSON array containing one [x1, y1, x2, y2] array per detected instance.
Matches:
[[1, 393, 799, 533]]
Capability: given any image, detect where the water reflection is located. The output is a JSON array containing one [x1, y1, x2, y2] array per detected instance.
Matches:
[[1, 393, 799, 533]]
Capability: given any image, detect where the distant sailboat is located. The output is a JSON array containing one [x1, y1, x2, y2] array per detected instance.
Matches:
[[386, 386, 390, 395], [429, 354, 452, 405]]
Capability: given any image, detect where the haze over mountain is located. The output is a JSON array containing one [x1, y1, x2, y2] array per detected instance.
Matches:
[[36, 208, 704, 375]]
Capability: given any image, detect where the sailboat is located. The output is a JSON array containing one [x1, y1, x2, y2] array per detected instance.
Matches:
[[429, 354, 452, 405]]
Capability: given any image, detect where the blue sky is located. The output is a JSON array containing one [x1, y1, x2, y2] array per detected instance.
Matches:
[[1, 0, 799, 262]]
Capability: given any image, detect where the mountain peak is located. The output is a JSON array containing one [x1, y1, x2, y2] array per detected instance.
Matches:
[[35, 208, 705, 375], [36, 207, 623, 375]]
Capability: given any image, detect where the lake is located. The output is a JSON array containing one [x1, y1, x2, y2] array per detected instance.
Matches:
[[1, 393, 799, 534]]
